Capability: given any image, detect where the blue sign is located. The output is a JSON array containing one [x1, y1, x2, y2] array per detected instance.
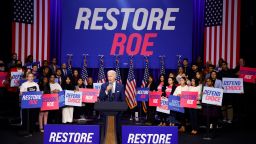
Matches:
[[168, 95, 184, 113], [61, 0, 193, 68], [44, 124, 100, 144], [21, 91, 43, 109], [122, 126, 178, 144], [136, 88, 149, 101], [59, 91, 65, 107]]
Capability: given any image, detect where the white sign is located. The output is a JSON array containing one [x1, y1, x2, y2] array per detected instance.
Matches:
[[64, 90, 82, 106], [93, 83, 103, 90], [156, 97, 170, 114], [222, 78, 244, 93], [202, 87, 223, 106]]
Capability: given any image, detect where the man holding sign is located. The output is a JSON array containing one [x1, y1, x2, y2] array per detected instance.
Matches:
[[19, 72, 40, 137]]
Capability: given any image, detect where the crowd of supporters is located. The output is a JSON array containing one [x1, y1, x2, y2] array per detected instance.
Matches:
[[0, 53, 249, 138]]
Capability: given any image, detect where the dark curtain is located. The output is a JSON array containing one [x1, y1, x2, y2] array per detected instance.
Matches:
[[192, 0, 205, 63]]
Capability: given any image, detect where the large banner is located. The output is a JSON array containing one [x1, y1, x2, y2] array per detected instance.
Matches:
[[122, 126, 178, 144], [222, 78, 244, 93], [61, 0, 193, 68], [239, 67, 256, 83], [202, 87, 223, 106], [44, 124, 100, 144]]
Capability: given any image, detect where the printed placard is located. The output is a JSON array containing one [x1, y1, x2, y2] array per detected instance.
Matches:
[[156, 97, 170, 114], [180, 91, 198, 108], [136, 88, 149, 102], [65, 90, 82, 106], [202, 87, 223, 106], [168, 95, 184, 113], [21, 91, 43, 109], [41, 94, 59, 111], [79, 88, 99, 103], [148, 91, 161, 107], [222, 78, 244, 93]]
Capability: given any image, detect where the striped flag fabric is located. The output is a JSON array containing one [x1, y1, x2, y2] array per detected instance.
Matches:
[[115, 56, 122, 84], [81, 56, 88, 85], [97, 57, 106, 83], [141, 56, 149, 113], [204, 0, 241, 68], [125, 57, 137, 109], [12, 0, 50, 65]]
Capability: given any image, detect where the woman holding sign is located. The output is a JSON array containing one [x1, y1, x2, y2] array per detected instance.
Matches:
[[188, 78, 202, 135], [165, 77, 177, 126], [61, 76, 75, 123], [39, 77, 50, 132], [173, 77, 189, 133], [19, 72, 40, 137], [49, 74, 63, 124]]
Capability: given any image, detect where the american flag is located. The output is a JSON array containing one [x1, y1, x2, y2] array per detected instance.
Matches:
[[125, 57, 137, 109], [97, 57, 106, 83], [160, 56, 165, 75], [115, 56, 122, 84], [81, 56, 88, 85], [204, 0, 241, 68], [12, 0, 50, 65], [141, 56, 149, 113]]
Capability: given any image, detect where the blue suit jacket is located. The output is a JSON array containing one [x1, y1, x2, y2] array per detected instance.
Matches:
[[99, 82, 125, 101]]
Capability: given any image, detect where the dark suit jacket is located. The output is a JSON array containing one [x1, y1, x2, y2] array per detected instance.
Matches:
[[99, 82, 125, 101]]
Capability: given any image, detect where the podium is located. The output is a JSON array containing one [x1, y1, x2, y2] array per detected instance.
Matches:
[[94, 101, 128, 144]]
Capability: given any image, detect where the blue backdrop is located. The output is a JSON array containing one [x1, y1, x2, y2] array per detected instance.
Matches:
[[60, 0, 193, 68]]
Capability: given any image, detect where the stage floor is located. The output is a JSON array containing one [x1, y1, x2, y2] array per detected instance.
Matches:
[[0, 118, 254, 144]]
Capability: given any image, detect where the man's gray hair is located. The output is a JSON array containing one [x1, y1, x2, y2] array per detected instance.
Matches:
[[107, 70, 116, 78]]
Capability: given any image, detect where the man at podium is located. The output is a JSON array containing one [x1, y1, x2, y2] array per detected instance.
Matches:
[[99, 70, 125, 102]]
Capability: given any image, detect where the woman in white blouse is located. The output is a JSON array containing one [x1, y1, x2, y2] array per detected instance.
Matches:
[[188, 78, 202, 135], [173, 77, 189, 133], [49, 74, 63, 123]]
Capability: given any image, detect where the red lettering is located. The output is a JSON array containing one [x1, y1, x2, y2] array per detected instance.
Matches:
[[110, 33, 126, 55], [126, 33, 142, 55], [206, 96, 221, 102], [141, 33, 157, 56]]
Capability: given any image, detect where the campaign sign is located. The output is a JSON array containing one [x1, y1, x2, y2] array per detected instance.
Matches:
[[0, 72, 7, 87], [79, 88, 99, 103], [222, 78, 244, 93], [59, 91, 65, 108], [202, 87, 223, 106], [10, 72, 23, 87], [239, 67, 256, 83], [21, 91, 43, 109], [149, 91, 161, 106], [93, 83, 103, 90], [122, 126, 178, 144], [61, 0, 193, 69], [65, 90, 82, 106], [168, 95, 184, 113], [180, 91, 197, 108], [44, 124, 100, 144], [41, 94, 59, 111], [156, 97, 170, 114], [136, 88, 149, 102]]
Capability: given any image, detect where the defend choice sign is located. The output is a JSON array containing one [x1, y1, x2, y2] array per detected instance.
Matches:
[[44, 124, 100, 144], [222, 78, 244, 93], [61, 0, 193, 68], [202, 87, 223, 106], [122, 126, 178, 144]]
